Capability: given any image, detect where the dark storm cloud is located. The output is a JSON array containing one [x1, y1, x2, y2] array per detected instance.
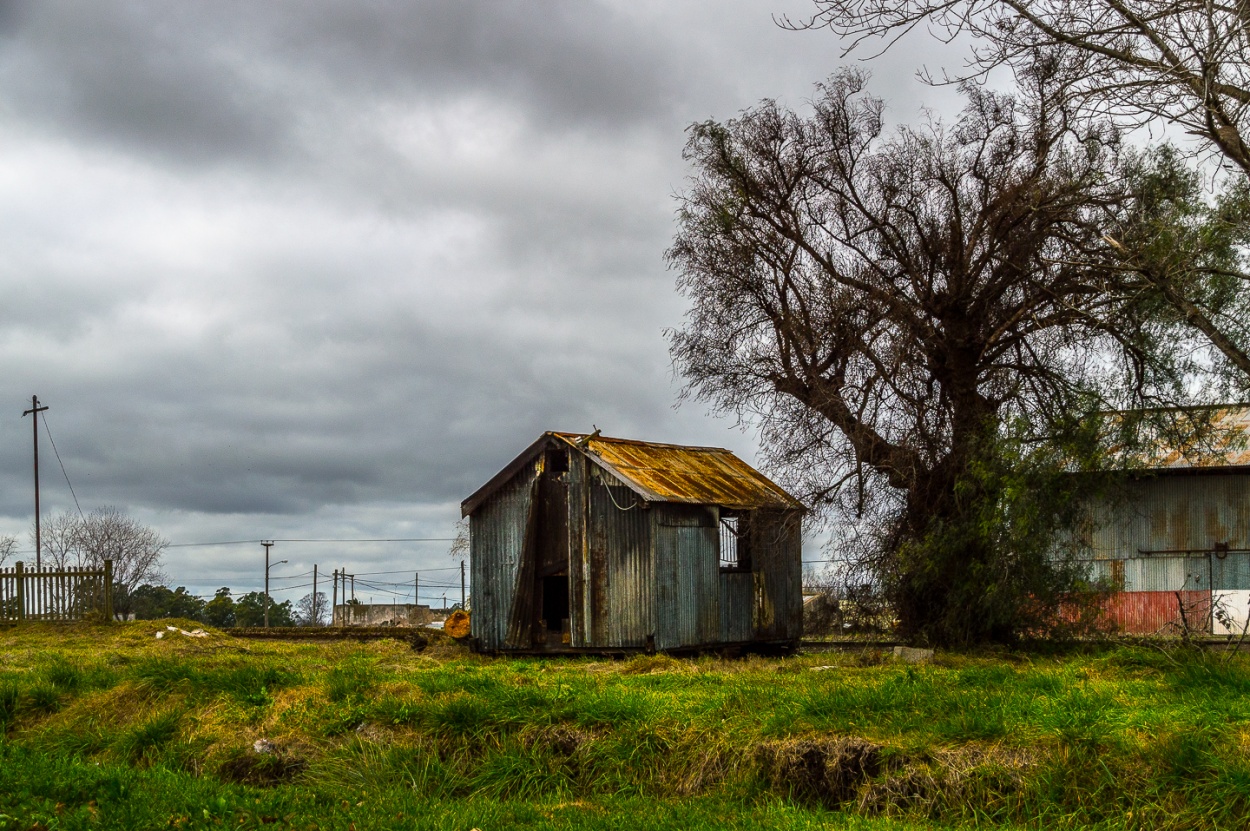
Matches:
[[0, 2, 292, 165], [0, 0, 687, 168]]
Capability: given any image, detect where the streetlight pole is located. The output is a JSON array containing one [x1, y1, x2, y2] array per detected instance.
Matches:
[[261, 541, 285, 628]]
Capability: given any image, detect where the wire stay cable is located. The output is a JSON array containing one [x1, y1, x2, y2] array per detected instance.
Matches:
[[40, 412, 85, 522]]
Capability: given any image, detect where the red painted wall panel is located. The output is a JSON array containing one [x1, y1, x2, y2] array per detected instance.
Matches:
[[1104, 590, 1211, 635]]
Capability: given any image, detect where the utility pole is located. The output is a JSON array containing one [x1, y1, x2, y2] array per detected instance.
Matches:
[[414, 571, 419, 607], [21, 396, 48, 570], [331, 569, 338, 627], [262, 541, 274, 628], [350, 573, 355, 602], [460, 559, 466, 609], [312, 563, 319, 626]]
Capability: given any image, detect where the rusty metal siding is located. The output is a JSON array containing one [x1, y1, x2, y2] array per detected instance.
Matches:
[[467, 432, 805, 653], [587, 466, 653, 648], [1081, 474, 1250, 635], [1136, 406, 1250, 470], [1085, 554, 1212, 634], [549, 432, 803, 510], [1090, 474, 1250, 559], [1211, 553, 1250, 635], [469, 459, 539, 651], [1103, 590, 1211, 634]]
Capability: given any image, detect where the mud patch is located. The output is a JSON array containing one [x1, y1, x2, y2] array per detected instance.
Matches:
[[857, 744, 1041, 817], [521, 725, 594, 758], [757, 736, 882, 807], [216, 747, 308, 786]]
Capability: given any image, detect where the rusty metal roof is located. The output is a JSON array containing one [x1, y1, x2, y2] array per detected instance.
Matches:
[[461, 431, 803, 516], [550, 432, 803, 510], [1134, 406, 1250, 471]]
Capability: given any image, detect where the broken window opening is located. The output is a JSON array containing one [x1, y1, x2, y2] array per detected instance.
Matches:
[[719, 512, 752, 571], [544, 448, 569, 475]]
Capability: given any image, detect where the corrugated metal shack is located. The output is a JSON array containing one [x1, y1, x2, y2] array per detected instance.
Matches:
[[461, 432, 804, 654], [1084, 408, 1250, 635]]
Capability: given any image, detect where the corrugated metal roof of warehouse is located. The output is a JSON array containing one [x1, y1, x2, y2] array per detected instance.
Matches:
[[551, 432, 804, 510], [1136, 406, 1250, 470]]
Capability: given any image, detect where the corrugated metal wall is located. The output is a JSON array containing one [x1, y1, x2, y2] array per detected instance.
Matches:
[[1085, 553, 1212, 634], [653, 505, 718, 650], [719, 571, 753, 642], [469, 458, 539, 650], [566, 450, 589, 647], [471, 448, 803, 653], [1090, 474, 1250, 557], [587, 466, 653, 648], [1083, 474, 1250, 634], [1212, 551, 1250, 634], [752, 509, 803, 640]]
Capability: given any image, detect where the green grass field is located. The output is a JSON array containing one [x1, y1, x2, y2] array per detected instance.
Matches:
[[0, 622, 1248, 830]]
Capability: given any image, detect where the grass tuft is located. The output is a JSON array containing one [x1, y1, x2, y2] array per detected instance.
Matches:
[[116, 709, 182, 762]]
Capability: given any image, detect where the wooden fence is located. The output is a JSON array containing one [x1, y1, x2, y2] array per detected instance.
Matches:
[[0, 560, 113, 623]]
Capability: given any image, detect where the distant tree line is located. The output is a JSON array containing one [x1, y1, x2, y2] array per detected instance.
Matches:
[[129, 585, 328, 628]]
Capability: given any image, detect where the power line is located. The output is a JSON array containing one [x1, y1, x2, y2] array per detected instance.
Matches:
[[269, 537, 455, 543], [40, 411, 85, 522], [354, 566, 460, 575], [166, 537, 456, 549]]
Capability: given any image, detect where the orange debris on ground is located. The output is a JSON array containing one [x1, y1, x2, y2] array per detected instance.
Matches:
[[444, 609, 470, 639]]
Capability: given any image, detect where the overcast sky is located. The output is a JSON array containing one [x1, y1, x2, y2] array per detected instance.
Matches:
[[0, 0, 967, 606]]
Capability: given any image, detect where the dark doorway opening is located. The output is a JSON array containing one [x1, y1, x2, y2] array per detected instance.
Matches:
[[542, 574, 570, 645]]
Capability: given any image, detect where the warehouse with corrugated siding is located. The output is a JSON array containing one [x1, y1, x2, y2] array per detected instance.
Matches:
[[461, 431, 804, 654], [1083, 408, 1250, 636]]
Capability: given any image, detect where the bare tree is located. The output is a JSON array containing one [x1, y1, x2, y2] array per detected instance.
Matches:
[[803, 1, 1250, 173], [33, 507, 167, 595], [36, 511, 89, 574], [449, 517, 469, 560], [668, 66, 1180, 644], [0, 535, 16, 569], [798, 0, 1250, 378], [295, 591, 328, 627]]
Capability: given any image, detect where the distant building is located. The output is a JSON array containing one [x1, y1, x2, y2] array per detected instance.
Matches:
[[332, 603, 432, 627], [1083, 407, 1250, 635], [462, 432, 804, 654]]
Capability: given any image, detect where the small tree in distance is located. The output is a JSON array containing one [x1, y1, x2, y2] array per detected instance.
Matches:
[[34, 507, 167, 620], [296, 591, 328, 627], [235, 591, 294, 627], [130, 585, 207, 621], [0, 535, 16, 569], [202, 588, 236, 628]]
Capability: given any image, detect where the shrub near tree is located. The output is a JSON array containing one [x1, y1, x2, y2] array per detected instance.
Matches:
[[234, 591, 294, 628], [129, 585, 206, 621], [202, 588, 236, 628]]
